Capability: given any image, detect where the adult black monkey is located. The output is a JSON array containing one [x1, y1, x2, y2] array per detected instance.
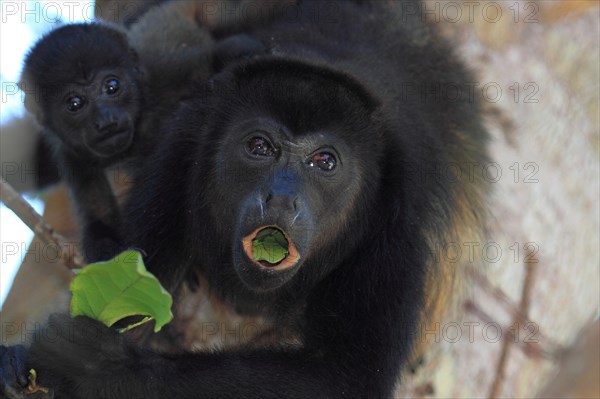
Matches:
[[1, 1, 489, 398]]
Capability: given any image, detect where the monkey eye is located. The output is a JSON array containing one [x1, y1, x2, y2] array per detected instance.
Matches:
[[308, 152, 337, 171], [247, 136, 276, 157], [103, 78, 120, 95], [66, 96, 86, 112]]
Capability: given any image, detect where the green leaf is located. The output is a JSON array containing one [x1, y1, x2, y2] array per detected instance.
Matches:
[[252, 228, 289, 264], [70, 250, 173, 332]]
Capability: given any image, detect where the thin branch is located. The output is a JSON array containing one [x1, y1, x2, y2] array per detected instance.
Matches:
[[488, 246, 539, 398], [0, 177, 84, 269], [466, 266, 530, 323], [464, 300, 555, 361]]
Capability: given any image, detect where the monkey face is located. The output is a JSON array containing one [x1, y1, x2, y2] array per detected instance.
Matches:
[[48, 67, 142, 163], [183, 60, 383, 293], [226, 123, 355, 292]]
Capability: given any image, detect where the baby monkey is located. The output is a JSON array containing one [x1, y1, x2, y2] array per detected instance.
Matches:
[[20, 1, 270, 262], [20, 23, 143, 262]]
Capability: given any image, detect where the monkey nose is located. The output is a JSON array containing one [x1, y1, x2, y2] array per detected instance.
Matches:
[[95, 119, 119, 133]]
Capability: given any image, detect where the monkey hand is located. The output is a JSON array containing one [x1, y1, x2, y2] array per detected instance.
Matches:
[[0, 344, 28, 399], [25, 314, 149, 399]]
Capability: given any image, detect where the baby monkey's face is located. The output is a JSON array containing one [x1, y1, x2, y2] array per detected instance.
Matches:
[[49, 67, 142, 163]]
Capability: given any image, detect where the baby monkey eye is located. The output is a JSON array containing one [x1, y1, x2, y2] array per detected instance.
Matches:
[[308, 152, 337, 171], [103, 78, 120, 95], [66, 96, 85, 112], [247, 136, 276, 157]]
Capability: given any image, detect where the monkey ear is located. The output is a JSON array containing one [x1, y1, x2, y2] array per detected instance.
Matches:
[[18, 72, 44, 122]]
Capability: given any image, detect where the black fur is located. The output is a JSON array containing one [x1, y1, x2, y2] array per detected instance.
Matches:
[[20, 23, 144, 262], [1, 1, 489, 398], [18, 14, 269, 262]]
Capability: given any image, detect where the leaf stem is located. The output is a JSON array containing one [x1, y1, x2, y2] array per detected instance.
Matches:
[[116, 316, 155, 333]]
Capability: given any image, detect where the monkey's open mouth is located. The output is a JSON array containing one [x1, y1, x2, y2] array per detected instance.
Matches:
[[242, 226, 300, 270]]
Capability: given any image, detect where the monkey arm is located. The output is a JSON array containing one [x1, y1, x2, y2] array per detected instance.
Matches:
[[58, 154, 124, 262], [20, 237, 419, 398]]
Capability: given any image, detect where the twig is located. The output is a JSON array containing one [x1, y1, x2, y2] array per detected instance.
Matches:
[[0, 177, 84, 269], [488, 245, 539, 398], [464, 300, 555, 361], [466, 266, 531, 324]]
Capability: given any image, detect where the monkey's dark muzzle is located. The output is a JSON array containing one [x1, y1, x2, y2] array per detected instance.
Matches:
[[85, 127, 134, 159]]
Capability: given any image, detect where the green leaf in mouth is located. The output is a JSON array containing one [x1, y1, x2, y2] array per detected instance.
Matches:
[[251, 227, 289, 264]]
